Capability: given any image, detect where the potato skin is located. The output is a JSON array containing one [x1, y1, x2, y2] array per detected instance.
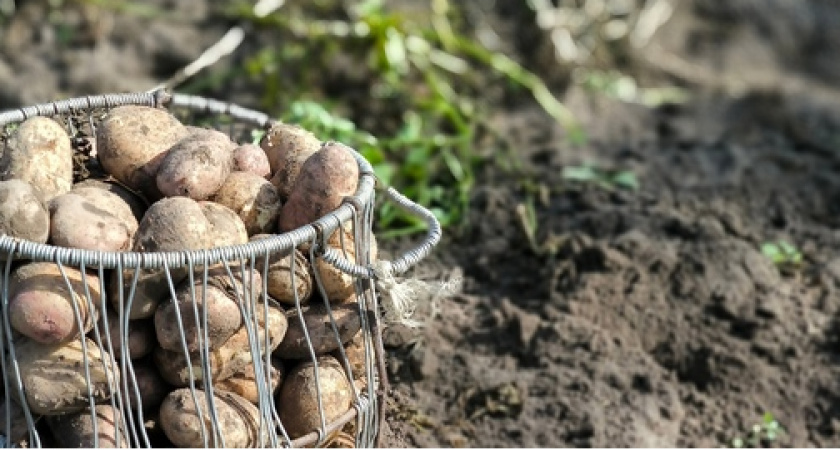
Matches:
[[214, 357, 284, 404], [49, 193, 132, 251], [278, 142, 359, 232], [0, 179, 50, 247], [333, 333, 369, 382], [252, 234, 312, 306], [110, 197, 214, 320], [9, 337, 119, 415], [46, 404, 129, 448], [8, 263, 101, 344], [156, 135, 234, 201], [278, 356, 353, 439], [154, 301, 287, 387], [99, 307, 155, 360], [0, 116, 73, 202], [185, 126, 237, 149], [96, 105, 189, 200], [154, 267, 254, 353], [199, 201, 248, 248], [133, 197, 212, 252], [273, 302, 361, 359], [260, 123, 321, 198], [70, 183, 142, 237], [72, 179, 147, 222], [213, 172, 282, 235], [233, 143, 271, 178], [160, 388, 268, 448]]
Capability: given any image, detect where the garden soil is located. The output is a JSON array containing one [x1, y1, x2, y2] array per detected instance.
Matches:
[[3, 0, 840, 447]]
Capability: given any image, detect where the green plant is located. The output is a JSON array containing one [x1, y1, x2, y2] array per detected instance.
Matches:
[[761, 240, 802, 267], [562, 164, 639, 191], [730, 412, 785, 448], [218, 0, 581, 236]]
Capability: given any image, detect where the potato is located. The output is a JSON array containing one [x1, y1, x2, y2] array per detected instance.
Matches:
[[260, 123, 321, 199], [0, 116, 73, 201], [98, 307, 155, 360], [123, 362, 169, 412], [96, 105, 189, 200], [278, 142, 359, 232], [184, 126, 237, 149], [308, 222, 379, 303], [9, 337, 119, 415], [72, 179, 147, 222], [154, 301, 287, 387], [154, 267, 253, 353], [213, 172, 281, 235], [156, 134, 234, 201], [9, 263, 101, 344], [278, 356, 352, 439], [334, 333, 369, 381], [310, 225, 356, 302], [199, 201, 248, 247], [233, 143, 271, 178], [111, 197, 213, 320], [133, 196, 213, 252], [160, 388, 268, 448], [49, 193, 132, 251], [252, 234, 312, 306], [46, 404, 129, 448], [71, 184, 142, 236], [0, 397, 40, 446], [141, 410, 176, 448], [0, 179, 50, 248], [214, 357, 284, 404], [273, 302, 361, 359]]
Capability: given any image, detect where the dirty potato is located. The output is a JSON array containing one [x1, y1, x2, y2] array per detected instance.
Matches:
[[96, 105, 189, 200], [273, 301, 361, 359], [213, 172, 282, 235], [155, 134, 234, 201], [277, 356, 353, 439], [260, 123, 321, 199], [49, 193, 133, 251], [278, 142, 359, 232], [160, 388, 268, 448], [0, 179, 50, 249], [233, 143, 271, 178], [0, 116, 73, 201], [251, 234, 312, 306], [8, 262, 101, 344], [9, 337, 119, 415], [110, 197, 213, 320]]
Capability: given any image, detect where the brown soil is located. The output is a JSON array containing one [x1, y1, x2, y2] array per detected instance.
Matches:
[[3, 0, 840, 447]]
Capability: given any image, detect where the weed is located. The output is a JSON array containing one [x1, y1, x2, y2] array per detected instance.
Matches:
[[761, 240, 802, 267], [562, 164, 639, 191], [730, 412, 785, 448], [218, 0, 581, 236]]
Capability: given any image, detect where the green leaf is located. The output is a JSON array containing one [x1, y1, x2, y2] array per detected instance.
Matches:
[[761, 242, 783, 264], [612, 171, 639, 190], [562, 165, 598, 182]]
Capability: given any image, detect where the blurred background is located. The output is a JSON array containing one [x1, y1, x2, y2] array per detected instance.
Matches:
[[3, 0, 840, 447]]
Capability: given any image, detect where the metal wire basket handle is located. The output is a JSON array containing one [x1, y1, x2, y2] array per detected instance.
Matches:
[[0, 90, 442, 279]]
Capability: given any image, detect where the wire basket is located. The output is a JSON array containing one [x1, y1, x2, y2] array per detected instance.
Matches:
[[0, 90, 441, 448]]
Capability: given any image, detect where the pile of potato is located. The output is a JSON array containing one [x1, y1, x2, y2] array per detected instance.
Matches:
[[0, 105, 376, 448]]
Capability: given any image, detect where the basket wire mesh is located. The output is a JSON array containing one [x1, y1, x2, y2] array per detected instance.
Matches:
[[0, 90, 441, 448]]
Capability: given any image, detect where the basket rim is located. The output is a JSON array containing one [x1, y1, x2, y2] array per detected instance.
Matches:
[[0, 91, 377, 270]]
